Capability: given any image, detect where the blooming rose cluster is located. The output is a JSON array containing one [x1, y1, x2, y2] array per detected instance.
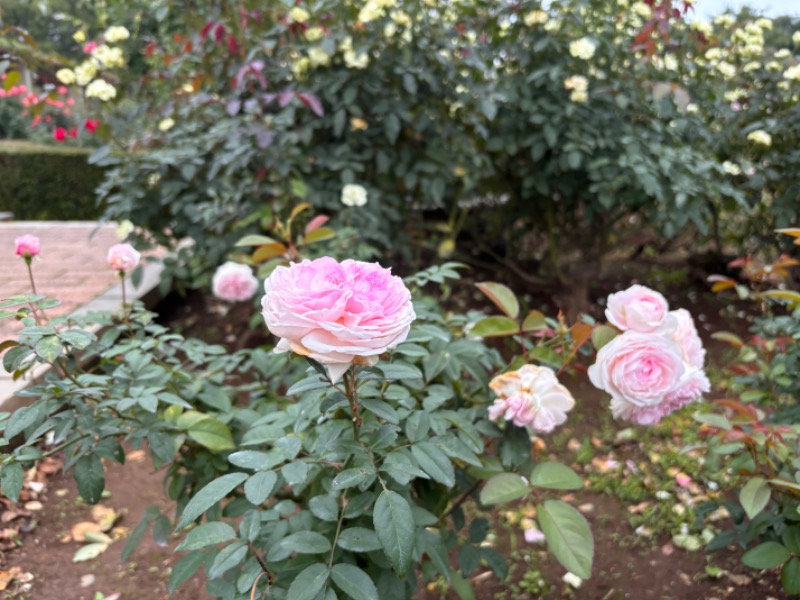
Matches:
[[487, 364, 575, 433], [262, 257, 415, 382], [212, 262, 259, 303], [588, 285, 709, 425]]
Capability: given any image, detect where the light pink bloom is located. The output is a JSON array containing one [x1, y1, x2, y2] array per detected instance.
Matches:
[[589, 331, 685, 425], [487, 364, 574, 433], [605, 284, 671, 333], [107, 243, 141, 273], [524, 527, 546, 544], [670, 309, 705, 369], [261, 257, 415, 382], [212, 262, 259, 303], [15, 234, 40, 258], [676, 473, 692, 487]]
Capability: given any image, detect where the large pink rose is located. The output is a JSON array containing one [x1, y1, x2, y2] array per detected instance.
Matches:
[[605, 284, 670, 333], [487, 364, 574, 433], [107, 243, 141, 273], [261, 257, 415, 382], [670, 308, 705, 369], [588, 330, 685, 421], [15, 234, 40, 259], [610, 369, 710, 425], [212, 262, 259, 303]]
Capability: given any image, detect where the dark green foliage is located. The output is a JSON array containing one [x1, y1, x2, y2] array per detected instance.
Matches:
[[0, 141, 106, 219]]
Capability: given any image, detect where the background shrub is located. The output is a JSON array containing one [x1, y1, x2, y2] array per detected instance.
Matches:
[[0, 140, 106, 220]]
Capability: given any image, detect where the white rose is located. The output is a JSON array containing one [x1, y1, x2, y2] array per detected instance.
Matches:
[[341, 184, 368, 207]]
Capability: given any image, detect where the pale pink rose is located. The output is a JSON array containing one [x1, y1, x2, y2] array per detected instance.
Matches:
[[487, 364, 574, 433], [589, 331, 685, 424], [107, 243, 141, 273], [15, 234, 40, 258], [676, 473, 692, 487], [605, 284, 670, 333], [261, 257, 416, 382], [669, 309, 705, 369], [212, 262, 259, 302]]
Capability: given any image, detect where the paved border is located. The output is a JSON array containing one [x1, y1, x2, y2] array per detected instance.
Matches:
[[0, 258, 165, 411]]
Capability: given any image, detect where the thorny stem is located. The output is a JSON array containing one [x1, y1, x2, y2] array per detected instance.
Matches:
[[24, 258, 44, 324], [343, 369, 362, 434], [327, 493, 348, 571]]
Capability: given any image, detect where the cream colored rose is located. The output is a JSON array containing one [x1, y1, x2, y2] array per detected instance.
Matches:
[[341, 184, 368, 207], [85, 79, 117, 101], [56, 68, 76, 85]]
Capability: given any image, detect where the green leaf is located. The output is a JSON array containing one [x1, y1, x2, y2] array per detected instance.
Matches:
[[475, 282, 519, 318], [244, 471, 278, 505], [411, 442, 455, 486], [529, 346, 564, 368], [35, 335, 62, 362], [121, 505, 160, 562], [304, 227, 336, 244], [591, 325, 618, 350], [5, 405, 40, 439], [176, 522, 237, 551], [278, 531, 331, 554], [521, 310, 547, 332], [169, 550, 207, 594], [282, 460, 309, 485], [373, 363, 423, 381], [468, 316, 519, 338], [332, 467, 371, 490], [228, 450, 277, 470], [374, 490, 415, 576], [782, 557, 800, 595], [0, 463, 24, 503], [530, 462, 584, 491], [783, 527, 800, 554], [537, 499, 593, 579], [331, 563, 378, 600], [208, 541, 248, 579], [479, 473, 531, 505], [449, 570, 476, 600], [337, 527, 382, 552], [287, 563, 329, 600], [185, 417, 235, 452], [74, 454, 105, 504], [236, 234, 280, 246], [740, 476, 771, 520], [177, 473, 249, 529], [743, 541, 791, 569], [72, 542, 109, 562]]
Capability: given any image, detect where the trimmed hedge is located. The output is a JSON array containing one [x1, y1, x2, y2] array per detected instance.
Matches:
[[0, 141, 106, 220]]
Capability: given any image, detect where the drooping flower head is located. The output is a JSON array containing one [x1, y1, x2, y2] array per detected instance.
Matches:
[[212, 262, 259, 303], [488, 364, 575, 433], [15, 234, 40, 259], [107, 243, 141, 273], [261, 257, 415, 382]]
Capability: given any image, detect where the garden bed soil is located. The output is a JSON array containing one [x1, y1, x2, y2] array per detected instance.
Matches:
[[0, 277, 790, 599]]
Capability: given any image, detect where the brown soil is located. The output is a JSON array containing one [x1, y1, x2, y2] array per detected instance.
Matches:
[[3, 454, 211, 600]]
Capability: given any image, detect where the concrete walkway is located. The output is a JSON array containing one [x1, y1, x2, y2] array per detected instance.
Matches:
[[0, 222, 164, 406]]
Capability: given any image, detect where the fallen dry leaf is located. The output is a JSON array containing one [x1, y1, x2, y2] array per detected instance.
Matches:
[[90, 505, 120, 531], [24, 501, 43, 511], [126, 449, 146, 462], [0, 567, 24, 592], [71, 521, 105, 542], [73, 542, 110, 563]]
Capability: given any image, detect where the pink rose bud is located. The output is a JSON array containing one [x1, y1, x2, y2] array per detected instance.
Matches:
[[107, 243, 141, 273], [212, 262, 259, 303], [488, 364, 575, 433], [605, 284, 671, 333], [261, 257, 416, 382], [15, 234, 41, 258]]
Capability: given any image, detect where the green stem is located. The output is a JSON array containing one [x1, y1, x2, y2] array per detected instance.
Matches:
[[327, 493, 348, 571]]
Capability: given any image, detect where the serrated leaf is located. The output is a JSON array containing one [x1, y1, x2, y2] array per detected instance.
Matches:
[[0, 463, 24, 503], [332, 467, 371, 490], [35, 335, 62, 362], [209, 541, 248, 579], [521, 310, 547, 331], [185, 417, 235, 452], [245, 471, 278, 505], [236, 234, 280, 246], [331, 563, 378, 600], [476, 282, 519, 319], [740, 476, 771, 520], [304, 227, 336, 245], [337, 527, 382, 552], [479, 473, 531, 505], [176, 521, 237, 551], [530, 462, 584, 490], [411, 442, 455, 486], [74, 454, 105, 504], [374, 490, 415, 576], [287, 563, 329, 600], [782, 557, 800, 594], [169, 550, 207, 594], [178, 473, 249, 529], [468, 316, 519, 338], [591, 325, 618, 350], [537, 499, 593, 579]]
